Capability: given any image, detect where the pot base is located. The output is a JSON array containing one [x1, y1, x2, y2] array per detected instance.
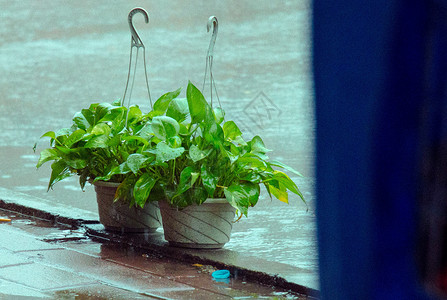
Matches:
[[103, 225, 158, 234], [167, 241, 225, 249]]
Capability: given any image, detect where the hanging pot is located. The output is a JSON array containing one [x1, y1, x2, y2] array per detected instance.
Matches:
[[93, 181, 161, 233], [158, 199, 236, 249]]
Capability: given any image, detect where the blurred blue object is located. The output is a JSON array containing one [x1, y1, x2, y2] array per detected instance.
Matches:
[[212, 269, 230, 279], [313, 0, 446, 299]]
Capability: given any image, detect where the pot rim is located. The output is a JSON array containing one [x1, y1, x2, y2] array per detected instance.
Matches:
[[159, 198, 228, 206], [92, 180, 121, 188]]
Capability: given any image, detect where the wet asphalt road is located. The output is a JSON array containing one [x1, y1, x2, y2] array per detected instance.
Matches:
[[0, 0, 317, 284]]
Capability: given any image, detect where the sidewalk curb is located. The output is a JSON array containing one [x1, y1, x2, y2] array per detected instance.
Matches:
[[85, 224, 319, 298], [0, 190, 319, 299]]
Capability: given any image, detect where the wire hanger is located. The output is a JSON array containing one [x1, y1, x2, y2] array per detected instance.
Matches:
[[202, 16, 222, 110], [122, 7, 152, 108]]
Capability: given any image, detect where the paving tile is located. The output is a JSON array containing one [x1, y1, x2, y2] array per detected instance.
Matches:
[[61, 239, 137, 259], [0, 248, 32, 268], [108, 255, 237, 297], [143, 288, 232, 300], [0, 278, 51, 298], [19, 248, 198, 297], [107, 250, 200, 277], [105, 250, 296, 299], [53, 241, 304, 299], [0, 224, 62, 252], [49, 283, 152, 299], [163, 273, 288, 299], [0, 211, 312, 299], [0, 262, 97, 290]]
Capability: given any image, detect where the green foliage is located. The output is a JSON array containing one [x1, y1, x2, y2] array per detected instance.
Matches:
[[35, 81, 305, 215]]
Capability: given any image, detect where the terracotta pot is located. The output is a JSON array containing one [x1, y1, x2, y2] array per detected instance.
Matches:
[[158, 199, 236, 249], [93, 181, 161, 233]]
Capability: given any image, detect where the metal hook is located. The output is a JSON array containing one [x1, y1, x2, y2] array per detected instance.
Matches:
[[122, 7, 152, 109], [128, 8, 149, 48], [206, 16, 218, 58], [202, 16, 222, 110]]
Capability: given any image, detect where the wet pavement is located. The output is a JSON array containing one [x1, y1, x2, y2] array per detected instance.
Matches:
[[0, 187, 318, 296], [0, 0, 317, 293], [0, 209, 313, 299]]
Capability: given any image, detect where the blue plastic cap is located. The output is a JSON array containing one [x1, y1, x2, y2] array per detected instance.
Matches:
[[212, 269, 230, 279]]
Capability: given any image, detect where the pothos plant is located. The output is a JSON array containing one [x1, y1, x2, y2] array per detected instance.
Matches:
[[35, 81, 305, 216], [34, 90, 180, 207]]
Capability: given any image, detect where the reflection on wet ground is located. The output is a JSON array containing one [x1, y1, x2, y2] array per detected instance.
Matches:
[[0, 209, 311, 299], [0, 0, 317, 289]]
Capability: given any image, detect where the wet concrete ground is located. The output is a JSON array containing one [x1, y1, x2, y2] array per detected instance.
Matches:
[[0, 0, 317, 290], [0, 209, 311, 299]]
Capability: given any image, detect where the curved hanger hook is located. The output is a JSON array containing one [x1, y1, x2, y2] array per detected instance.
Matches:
[[206, 16, 218, 57], [128, 8, 149, 48], [122, 7, 152, 108]]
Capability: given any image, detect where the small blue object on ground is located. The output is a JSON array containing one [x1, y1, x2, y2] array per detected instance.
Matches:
[[212, 269, 230, 279]]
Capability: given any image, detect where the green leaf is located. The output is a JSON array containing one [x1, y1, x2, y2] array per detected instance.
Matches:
[[107, 135, 121, 147], [268, 182, 289, 203], [65, 159, 87, 169], [65, 129, 86, 147], [84, 135, 109, 148], [94, 102, 114, 122], [153, 141, 185, 163], [114, 175, 136, 204], [263, 182, 273, 200], [136, 123, 154, 140], [151, 116, 180, 140], [190, 187, 208, 205], [167, 136, 182, 148], [73, 111, 91, 130], [237, 153, 272, 171], [91, 123, 111, 136], [169, 187, 207, 208], [270, 171, 304, 200], [179, 123, 189, 135], [55, 128, 72, 138], [122, 135, 149, 147], [48, 160, 71, 191], [200, 164, 218, 196], [203, 122, 224, 148], [101, 108, 126, 133], [54, 145, 74, 155], [166, 97, 189, 122], [237, 171, 262, 183], [269, 160, 304, 177], [189, 145, 212, 162], [127, 106, 143, 123], [213, 107, 225, 124], [153, 87, 182, 114], [95, 162, 131, 182], [223, 121, 242, 141], [40, 131, 56, 140], [174, 167, 199, 197], [220, 143, 239, 164], [133, 173, 158, 208], [187, 81, 211, 124], [233, 135, 247, 146], [249, 135, 271, 155], [224, 182, 260, 217], [36, 148, 59, 168], [79, 168, 89, 190], [126, 153, 150, 174]]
